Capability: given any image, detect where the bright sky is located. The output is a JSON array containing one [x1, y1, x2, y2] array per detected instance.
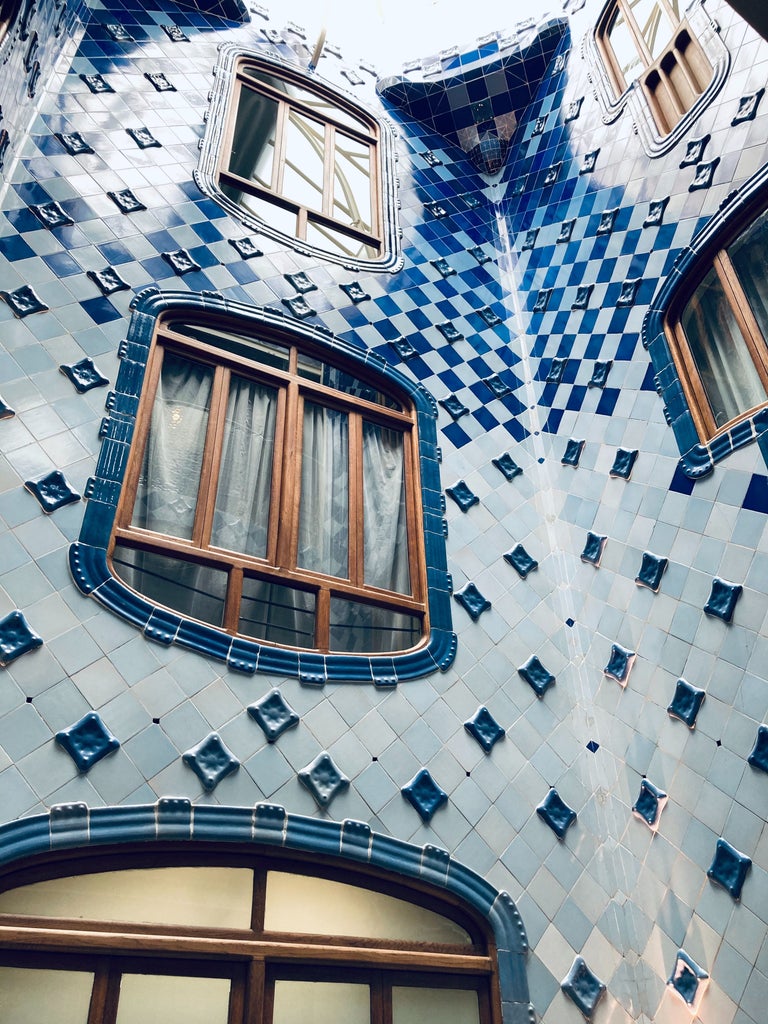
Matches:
[[274, 0, 566, 68]]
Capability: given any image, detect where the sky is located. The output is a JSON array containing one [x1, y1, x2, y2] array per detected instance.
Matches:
[[270, 0, 567, 69]]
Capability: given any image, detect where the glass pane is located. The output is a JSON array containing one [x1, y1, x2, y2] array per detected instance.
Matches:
[[265, 872, 472, 944], [132, 351, 213, 541], [0, 967, 93, 1024], [305, 219, 380, 260], [273, 980, 370, 1024], [239, 577, 316, 648], [363, 422, 410, 593], [0, 867, 253, 929], [333, 134, 372, 232], [112, 545, 228, 627], [729, 208, 768, 341], [212, 376, 277, 557], [607, 8, 642, 85], [628, 0, 674, 60], [281, 110, 325, 210], [116, 974, 231, 1024], [298, 402, 349, 578], [296, 354, 401, 409], [168, 322, 290, 371], [228, 85, 278, 190], [330, 598, 421, 653], [681, 267, 766, 429], [239, 67, 369, 132], [220, 184, 299, 236], [392, 988, 480, 1024]]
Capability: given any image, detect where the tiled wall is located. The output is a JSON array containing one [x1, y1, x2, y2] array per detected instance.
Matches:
[[0, 0, 767, 1022]]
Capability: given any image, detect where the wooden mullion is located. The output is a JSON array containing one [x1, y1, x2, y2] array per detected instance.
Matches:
[[100, 961, 123, 1024], [349, 412, 363, 588], [373, 971, 389, 1024], [193, 365, 230, 548], [218, 169, 300, 217], [402, 427, 424, 605], [315, 586, 331, 651], [229, 966, 248, 1024], [223, 567, 243, 634], [245, 960, 266, 1024], [272, 99, 289, 195], [87, 961, 114, 1024], [277, 383, 301, 571], [322, 124, 335, 218]]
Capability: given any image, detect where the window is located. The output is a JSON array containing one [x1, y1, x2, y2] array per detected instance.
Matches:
[[198, 47, 401, 270], [0, 849, 496, 1024], [666, 206, 768, 441], [596, 0, 712, 134], [109, 316, 427, 656], [0, 0, 21, 46]]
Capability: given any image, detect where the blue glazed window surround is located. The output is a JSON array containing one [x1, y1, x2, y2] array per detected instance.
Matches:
[[70, 289, 455, 684]]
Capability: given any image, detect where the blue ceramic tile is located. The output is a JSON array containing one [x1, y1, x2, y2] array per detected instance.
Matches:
[[31, 200, 73, 229], [391, 336, 417, 360], [126, 126, 161, 148], [609, 448, 639, 479], [55, 131, 94, 155], [402, 768, 447, 822], [703, 577, 742, 622], [0, 610, 43, 666], [25, 470, 81, 514], [440, 395, 469, 420], [562, 438, 584, 466], [80, 73, 114, 93], [162, 23, 189, 41], [522, 228, 539, 250], [579, 148, 600, 174], [248, 689, 300, 742], [87, 267, 129, 296], [106, 22, 134, 41], [431, 258, 455, 278], [285, 271, 316, 294], [707, 838, 751, 901], [162, 249, 201, 275], [571, 284, 593, 309], [299, 751, 349, 808], [732, 87, 764, 125], [477, 306, 502, 327], [747, 725, 768, 773], [632, 779, 667, 829], [229, 237, 264, 259], [145, 71, 176, 91], [679, 134, 711, 167], [446, 480, 479, 512], [341, 281, 371, 303], [282, 295, 316, 319], [689, 158, 720, 191], [537, 788, 576, 839], [453, 582, 491, 621], [557, 218, 575, 243], [668, 950, 709, 1009], [581, 532, 607, 566], [465, 706, 505, 753], [586, 740, 599, 753], [0, 397, 15, 419], [616, 278, 640, 307], [1, 285, 48, 317], [108, 188, 146, 214], [561, 957, 605, 1019], [183, 733, 240, 791], [534, 288, 553, 314], [436, 322, 463, 343], [565, 96, 583, 121], [604, 643, 635, 686], [518, 655, 555, 697], [492, 453, 523, 480], [667, 678, 705, 729], [635, 551, 668, 592], [644, 196, 670, 226], [596, 208, 618, 235], [588, 361, 612, 388], [504, 544, 538, 579], [56, 712, 120, 772]]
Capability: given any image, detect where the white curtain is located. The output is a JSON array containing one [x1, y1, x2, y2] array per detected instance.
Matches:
[[362, 422, 410, 594], [298, 402, 349, 578]]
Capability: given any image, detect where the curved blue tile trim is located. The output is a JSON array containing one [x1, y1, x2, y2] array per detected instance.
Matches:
[[642, 163, 768, 476], [69, 291, 454, 684]]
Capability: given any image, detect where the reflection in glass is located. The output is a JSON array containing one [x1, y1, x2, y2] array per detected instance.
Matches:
[[116, 974, 231, 1024], [0, 967, 94, 1024], [333, 134, 372, 231], [228, 87, 278, 189], [330, 598, 420, 653], [113, 545, 228, 627], [239, 578, 316, 647], [608, 7, 642, 84], [282, 110, 325, 210], [729, 208, 768, 341]]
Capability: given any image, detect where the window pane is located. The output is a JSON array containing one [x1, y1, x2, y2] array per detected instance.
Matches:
[[212, 375, 277, 557], [239, 577, 316, 648], [629, 0, 674, 60], [132, 352, 213, 541], [607, 8, 642, 84], [333, 134, 372, 232], [392, 988, 480, 1024], [298, 402, 349, 578], [681, 267, 767, 429], [228, 85, 278, 189], [0, 867, 253, 929], [113, 545, 228, 627], [220, 184, 299, 236], [116, 974, 231, 1024], [297, 355, 401, 410], [273, 980, 370, 1024], [265, 872, 472, 944], [728, 208, 768, 341], [330, 598, 421, 653], [305, 219, 380, 260], [363, 422, 410, 593], [281, 110, 325, 210], [168, 322, 290, 371], [0, 967, 93, 1024]]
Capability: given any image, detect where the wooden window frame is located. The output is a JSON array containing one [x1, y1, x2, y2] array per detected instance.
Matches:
[[217, 59, 383, 261], [0, 847, 500, 1024], [109, 316, 428, 655]]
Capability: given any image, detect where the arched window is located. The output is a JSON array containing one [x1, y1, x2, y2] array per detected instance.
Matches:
[[0, 846, 498, 1024]]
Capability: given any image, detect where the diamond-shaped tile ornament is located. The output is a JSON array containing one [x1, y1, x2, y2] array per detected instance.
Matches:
[[55, 131, 93, 154], [562, 438, 584, 466], [126, 126, 161, 148], [748, 725, 768, 773], [440, 395, 469, 421], [162, 23, 189, 41], [610, 447, 639, 479], [668, 678, 706, 728], [493, 453, 523, 480], [704, 577, 742, 622], [468, 245, 490, 264], [1, 285, 48, 317], [521, 228, 539, 250], [504, 544, 538, 579], [579, 148, 600, 174], [644, 196, 670, 227], [285, 271, 316, 294], [431, 258, 455, 278], [537, 788, 577, 839], [632, 778, 667, 830], [604, 643, 635, 686], [531, 115, 546, 136], [465, 706, 505, 753], [518, 655, 555, 698], [108, 188, 146, 214], [588, 360, 612, 388], [477, 305, 502, 327], [617, 278, 641, 307], [162, 249, 201, 275], [183, 733, 240, 791], [402, 768, 448, 822], [453, 582, 491, 622], [391, 336, 417, 360], [0, 610, 43, 666], [60, 356, 109, 393], [340, 280, 370, 303], [707, 838, 751, 900], [668, 950, 709, 1011], [31, 200, 74, 229], [544, 161, 561, 185], [106, 22, 133, 41], [299, 751, 349, 808], [87, 267, 129, 296], [145, 72, 176, 91], [446, 480, 479, 513], [635, 551, 668, 592], [55, 712, 119, 772], [679, 133, 711, 167], [534, 288, 553, 314], [436, 321, 463, 343], [689, 158, 720, 192], [282, 295, 316, 320], [248, 689, 300, 743], [581, 531, 607, 566], [25, 470, 80, 514], [565, 96, 583, 121], [596, 208, 618, 235], [571, 284, 594, 310], [229, 236, 263, 259], [561, 956, 605, 1019], [732, 87, 764, 125], [80, 73, 114, 93]]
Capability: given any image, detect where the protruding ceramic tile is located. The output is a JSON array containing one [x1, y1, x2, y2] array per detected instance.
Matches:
[[667, 950, 709, 1011], [465, 706, 505, 753], [581, 531, 607, 566], [562, 438, 584, 466], [534, 288, 553, 314], [126, 126, 161, 148], [0, 610, 43, 666], [679, 133, 711, 167], [617, 278, 640, 306], [25, 470, 80, 514], [87, 267, 129, 296], [183, 733, 240, 791], [707, 838, 751, 901], [162, 23, 189, 41], [340, 280, 371, 302], [546, 357, 567, 382], [80, 73, 114, 93], [248, 689, 300, 742], [596, 208, 618, 235], [145, 72, 176, 91], [56, 712, 120, 772], [1, 285, 48, 317], [285, 271, 316, 294], [644, 196, 669, 227], [610, 448, 639, 479], [732, 87, 764, 125], [229, 237, 263, 259], [564, 96, 583, 121], [440, 395, 469, 421], [436, 321, 463, 343], [747, 725, 768, 773], [423, 149, 442, 166], [632, 778, 667, 830], [31, 200, 73, 229], [604, 643, 635, 686], [108, 188, 146, 214], [522, 228, 539, 250], [453, 582, 491, 621], [635, 551, 668, 592], [60, 356, 109, 393], [537, 788, 577, 839], [402, 768, 447, 822], [504, 544, 538, 579], [482, 374, 511, 398], [477, 306, 502, 327], [493, 453, 523, 480], [703, 577, 742, 622], [571, 284, 593, 309], [588, 360, 612, 388], [0, 396, 15, 418], [391, 336, 417, 360], [282, 295, 316, 319], [544, 161, 561, 185], [431, 258, 455, 278], [299, 751, 349, 808], [561, 956, 605, 1019], [518, 655, 555, 697], [106, 22, 133, 41], [667, 678, 705, 728], [689, 158, 720, 192], [55, 131, 94, 154], [425, 200, 448, 219], [446, 480, 479, 513], [162, 249, 201, 275], [557, 218, 575, 243], [579, 148, 600, 174], [468, 245, 490, 265]]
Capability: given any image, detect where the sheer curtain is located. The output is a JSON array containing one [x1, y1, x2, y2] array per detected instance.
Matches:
[[298, 402, 349, 578], [363, 422, 410, 594]]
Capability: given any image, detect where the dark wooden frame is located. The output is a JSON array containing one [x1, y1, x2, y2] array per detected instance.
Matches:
[[109, 317, 428, 654]]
